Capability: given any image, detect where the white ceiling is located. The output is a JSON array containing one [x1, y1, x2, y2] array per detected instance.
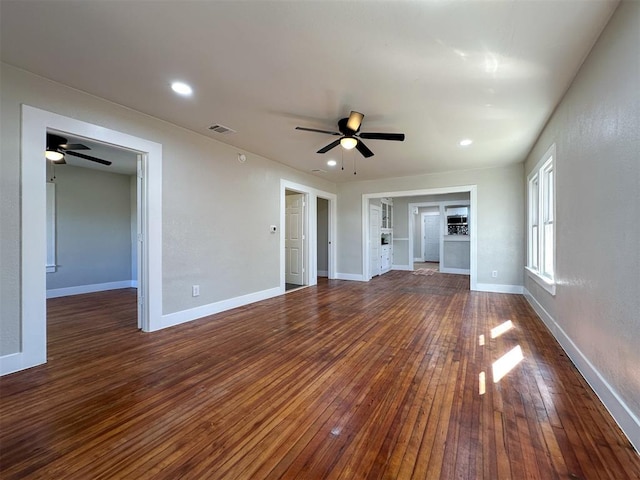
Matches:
[[1, 0, 618, 183]]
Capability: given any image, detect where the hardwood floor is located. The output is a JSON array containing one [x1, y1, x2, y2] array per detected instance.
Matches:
[[1, 272, 638, 479]]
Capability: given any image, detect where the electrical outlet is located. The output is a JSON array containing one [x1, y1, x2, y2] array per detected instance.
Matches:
[[192, 285, 200, 297], [492, 270, 498, 278]]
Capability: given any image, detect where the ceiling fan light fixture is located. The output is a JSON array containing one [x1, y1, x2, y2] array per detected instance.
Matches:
[[340, 137, 358, 150], [45, 150, 64, 161], [346, 111, 364, 132]]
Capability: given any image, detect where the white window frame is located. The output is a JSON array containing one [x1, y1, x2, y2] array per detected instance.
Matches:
[[526, 144, 556, 295]]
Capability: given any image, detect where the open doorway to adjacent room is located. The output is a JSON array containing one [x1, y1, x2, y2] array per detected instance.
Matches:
[[280, 180, 337, 294], [17, 105, 162, 374], [362, 186, 477, 290]]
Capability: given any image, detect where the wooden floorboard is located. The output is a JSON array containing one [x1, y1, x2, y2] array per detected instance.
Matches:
[[1, 271, 639, 479]]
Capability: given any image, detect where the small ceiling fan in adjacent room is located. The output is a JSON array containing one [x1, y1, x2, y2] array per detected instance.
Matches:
[[45, 133, 112, 166], [295, 111, 405, 158]]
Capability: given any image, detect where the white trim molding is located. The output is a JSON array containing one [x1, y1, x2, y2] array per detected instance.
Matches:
[[476, 283, 524, 294], [46, 281, 137, 299], [336, 273, 366, 282], [524, 289, 640, 453], [159, 287, 282, 331], [392, 265, 412, 271]]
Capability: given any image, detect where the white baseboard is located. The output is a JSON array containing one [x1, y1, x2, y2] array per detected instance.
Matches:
[[392, 264, 412, 271], [47, 280, 137, 298], [440, 267, 471, 275], [335, 273, 366, 282], [0, 352, 27, 376], [317, 270, 328, 278], [475, 283, 523, 294], [158, 286, 282, 331], [413, 257, 423, 262], [524, 289, 640, 453]]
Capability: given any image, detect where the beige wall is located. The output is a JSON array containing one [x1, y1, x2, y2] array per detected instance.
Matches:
[[0, 63, 336, 355], [524, 1, 640, 448]]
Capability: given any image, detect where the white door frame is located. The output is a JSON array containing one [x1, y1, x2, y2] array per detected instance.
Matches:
[[280, 180, 337, 290], [362, 186, 477, 290], [369, 204, 382, 279], [10, 105, 162, 375]]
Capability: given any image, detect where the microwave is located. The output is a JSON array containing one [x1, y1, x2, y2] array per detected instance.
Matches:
[[447, 215, 467, 225]]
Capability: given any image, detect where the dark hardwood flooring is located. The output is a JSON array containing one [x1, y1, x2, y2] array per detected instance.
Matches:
[[1, 271, 638, 479]]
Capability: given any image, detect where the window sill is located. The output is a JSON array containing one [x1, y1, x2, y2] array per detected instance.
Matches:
[[526, 267, 556, 296]]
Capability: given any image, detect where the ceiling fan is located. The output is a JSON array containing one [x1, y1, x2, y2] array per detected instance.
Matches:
[[45, 133, 112, 166], [295, 111, 405, 158]]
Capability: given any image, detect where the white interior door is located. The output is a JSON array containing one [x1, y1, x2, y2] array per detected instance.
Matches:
[[285, 193, 304, 285], [369, 204, 381, 278], [423, 214, 440, 262]]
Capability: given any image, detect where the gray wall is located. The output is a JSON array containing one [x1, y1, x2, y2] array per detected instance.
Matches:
[[0, 62, 336, 355], [336, 165, 524, 286], [46, 165, 133, 290], [524, 1, 640, 439]]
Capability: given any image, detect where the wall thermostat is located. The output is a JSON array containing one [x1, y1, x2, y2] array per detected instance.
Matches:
[[270, 225, 277, 233]]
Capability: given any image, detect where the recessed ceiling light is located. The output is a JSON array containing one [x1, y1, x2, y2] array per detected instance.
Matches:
[[327, 159, 337, 167], [459, 139, 473, 147], [171, 81, 193, 96]]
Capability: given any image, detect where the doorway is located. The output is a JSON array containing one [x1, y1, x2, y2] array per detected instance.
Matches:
[[280, 179, 337, 292], [317, 198, 329, 278], [369, 204, 382, 278], [45, 132, 140, 328], [361, 186, 477, 290], [15, 106, 162, 375]]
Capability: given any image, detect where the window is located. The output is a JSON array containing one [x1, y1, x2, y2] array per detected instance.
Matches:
[[527, 144, 555, 294]]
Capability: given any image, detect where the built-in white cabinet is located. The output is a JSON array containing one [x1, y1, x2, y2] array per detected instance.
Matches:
[[381, 245, 392, 272], [381, 198, 393, 230]]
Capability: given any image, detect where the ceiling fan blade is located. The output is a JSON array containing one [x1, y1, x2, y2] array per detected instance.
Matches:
[[52, 157, 66, 165], [65, 150, 112, 166], [317, 138, 341, 154], [346, 111, 364, 132], [355, 140, 374, 158], [295, 126, 341, 136], [359, 132, 405, 141], [59, 143, 91, 151]]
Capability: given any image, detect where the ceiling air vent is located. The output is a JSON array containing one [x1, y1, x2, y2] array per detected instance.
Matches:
[[208, 124, 236, 135]]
